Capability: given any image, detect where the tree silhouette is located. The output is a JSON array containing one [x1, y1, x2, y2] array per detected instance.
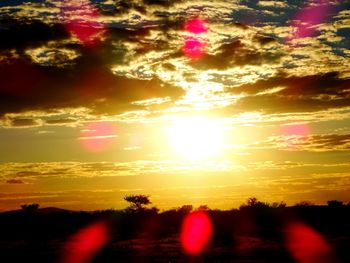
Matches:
[[295, 200, 314, 207], [20, 203, 40, 211], [124, 195, 151, 210], [327, 200, 343, 207], [239, 197, 270, 210], [271, 201, 287, 208]]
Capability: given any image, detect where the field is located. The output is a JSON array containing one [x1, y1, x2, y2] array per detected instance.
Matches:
[[1, 204, 350, 263]]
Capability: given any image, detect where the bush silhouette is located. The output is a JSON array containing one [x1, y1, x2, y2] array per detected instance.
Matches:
[[124, 194, 151, 210], [239, 197, 271, 210], [327, 200, 343, 207], [20, 203, 40, 211], [295, 200, 314, 207]]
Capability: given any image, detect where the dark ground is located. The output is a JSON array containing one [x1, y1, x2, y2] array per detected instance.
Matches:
[[1, 204, 350, 263]]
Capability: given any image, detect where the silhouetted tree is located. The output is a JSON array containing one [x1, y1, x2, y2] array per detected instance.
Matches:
[[177, 205, 193, 214], [197, 205, 209, 211], [239, 197, 270, 210], [21, 203, 40, 211], [124, 195, 151, 210], [327, 200, 343, 207], [295, 200, 314, 206], [271, 201, 287, 208]]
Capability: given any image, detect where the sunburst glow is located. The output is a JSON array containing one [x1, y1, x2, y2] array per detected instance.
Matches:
[[166, 117, 225, 160]]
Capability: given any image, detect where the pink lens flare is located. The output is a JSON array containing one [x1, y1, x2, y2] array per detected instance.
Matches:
[[285, 222, 335, 263], [61, 0, 106, 46], [183, 37, 207, 59], [80, 122, 118, 153], [180, 211, 213, 255], [278, 123, 311, 150], [288, 1, 334, 42], [182, 17, 209, 59], [185, 18, 208, 34], [280, 123, 311, 137], [61, 221, 109, 263]]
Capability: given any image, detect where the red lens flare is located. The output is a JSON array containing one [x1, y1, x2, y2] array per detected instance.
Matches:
[[180, 211, 213, 255], [61, 221, 109, 263], [183, 17, 209, 59], [185, 18, 208, 34], [280, 123, 310, 137], [61, 0, 106, 46], [288, 1, 333, 42], [80, 122, 118, 153], [285, 222, 335, 263], [278, 123, 311, 150], [183, 37, 207, 59]]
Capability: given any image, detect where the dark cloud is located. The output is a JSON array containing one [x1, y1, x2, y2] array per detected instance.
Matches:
[[235, 94, 350, 114], [45, 119, 77, 125], [253, 34, 278, 46], [15, 171, 41, 177], [192, 39, 282, 70], [142, 0, 183, 7], [0, 0, 349, 120], [255, 133, 350, 152], [0, 8, 187, 118], [222, 72, 350, 113], [0, 18, 68, 52], [98, 0, 142, 15], [228, 72, 350, 95], [6, 179, 24, 184], [308, 134, 350, 150], [8, 118, 41, 127], [0, 56, 185, 117], [97, 0, 182, 15]]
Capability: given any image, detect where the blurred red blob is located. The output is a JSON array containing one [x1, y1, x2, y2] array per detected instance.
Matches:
[[183, 37, 207, 59], [280, 123, 310, 137], [61, 221, 109, 263], [285, 222, 335, 263], [289, 1, 333, 42], [185, 18, 208, 34], [180, 211, 213, 255], [278, 123, 311, 150], [182, 17, 209, 59], [61, 0, 105, 46], [80, 122, 118, 153]]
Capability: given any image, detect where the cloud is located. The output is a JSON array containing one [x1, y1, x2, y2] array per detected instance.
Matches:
[[0, 0, 349, 123], [45, 118, 78, 125], [257, 1, 289, 9], [4, 118, 42, 128], [0, 56, 185, 117], [142, 0, 184, 7], [223, 72, 350, 114], [0, 18, 68, 52], [0, 160, 245, 182], [253, 133, 350, 152], [6, 179, 24, 184], [25, 45, 80, 67]]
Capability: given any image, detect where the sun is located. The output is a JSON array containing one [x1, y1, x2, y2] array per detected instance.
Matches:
[[166, 116, 225, 160]]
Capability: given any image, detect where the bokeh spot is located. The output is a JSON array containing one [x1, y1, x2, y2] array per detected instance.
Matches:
[[80, 122, 118, 153], [181, 211, 213, 255], [61, 221, 109, 263]]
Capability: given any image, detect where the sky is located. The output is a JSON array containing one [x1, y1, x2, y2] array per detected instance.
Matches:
[[1, 0, 350, 211]]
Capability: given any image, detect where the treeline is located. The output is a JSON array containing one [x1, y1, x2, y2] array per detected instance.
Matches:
[[1, 196, 350, 262], [2, 195, 350, 241]]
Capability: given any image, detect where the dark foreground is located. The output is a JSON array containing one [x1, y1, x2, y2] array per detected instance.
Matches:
[[1, 205, 350, 263]]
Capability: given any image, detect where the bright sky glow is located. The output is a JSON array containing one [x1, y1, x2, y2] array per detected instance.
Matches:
[[166, 116, 225, 160]]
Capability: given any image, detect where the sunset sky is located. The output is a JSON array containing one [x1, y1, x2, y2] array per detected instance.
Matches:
[[1, 0, 350, 211]]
